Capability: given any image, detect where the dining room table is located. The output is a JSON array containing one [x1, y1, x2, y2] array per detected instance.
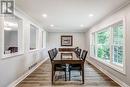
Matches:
[[51, 51, 85, 84]]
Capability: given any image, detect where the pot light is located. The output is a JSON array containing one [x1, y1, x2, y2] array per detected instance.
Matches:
[[80, 24, 84, 27], [42, 14, 47, 18], [50, 24, 54, 27], [89, 14, 94, 17]]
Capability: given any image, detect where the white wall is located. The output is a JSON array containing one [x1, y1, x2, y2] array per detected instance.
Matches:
[[85, 4, 130, 86], [0, 9, 47, 87], [47, 32, 86, 50]]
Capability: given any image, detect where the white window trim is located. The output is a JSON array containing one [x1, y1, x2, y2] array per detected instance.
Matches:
[[29, 24, 39, 52], [90, 17, 126, 74], [2, 13, 24, 59]]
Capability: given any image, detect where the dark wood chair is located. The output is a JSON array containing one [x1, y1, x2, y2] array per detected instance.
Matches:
[[48, 49, 67, 82], [74, 47, 79, 52], [75, 48, 82, 58], [52, 48, 58, 57], [69, 50, 88, 81], [81, 50, 88, 61], [48, 50, 55, 61]]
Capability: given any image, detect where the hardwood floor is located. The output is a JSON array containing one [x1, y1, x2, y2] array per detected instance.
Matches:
[[17, 60, 120, 87]]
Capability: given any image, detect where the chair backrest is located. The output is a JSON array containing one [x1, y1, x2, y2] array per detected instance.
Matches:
[[48, 50, 54, 61], [74, 47, 79, 52], [52, 48, 58, 57], [54, 48, 58, 56], [81, 50, 88, 61], [76, 48, 82, 57]]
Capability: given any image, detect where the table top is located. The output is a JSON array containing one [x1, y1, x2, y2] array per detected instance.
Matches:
[[54, 52, 81, 60], [52, 52, 84, 65]]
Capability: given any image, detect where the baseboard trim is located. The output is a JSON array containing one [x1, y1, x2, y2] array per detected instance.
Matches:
[[87, 59, 130, 87], [8, 57, 49, 87]]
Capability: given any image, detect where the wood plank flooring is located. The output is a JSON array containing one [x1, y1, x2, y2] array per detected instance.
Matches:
[[17, 60, 120, 87]]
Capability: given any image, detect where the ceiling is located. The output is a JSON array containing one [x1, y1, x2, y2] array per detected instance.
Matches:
[[15, 0, 129, 32]]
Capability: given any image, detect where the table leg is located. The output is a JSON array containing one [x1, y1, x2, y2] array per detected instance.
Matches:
[[52, 65, 54, 84], [82, 64, 84, 84], [65, 71, 67, 81]]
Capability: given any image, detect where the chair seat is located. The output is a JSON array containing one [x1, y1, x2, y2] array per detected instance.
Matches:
[[54, 64, 66, 71]]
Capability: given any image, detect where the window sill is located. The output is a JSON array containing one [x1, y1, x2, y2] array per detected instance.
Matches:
[[90, 56, 126, 75], [29, 49, 40, 53], [2, 52, 24, 59]]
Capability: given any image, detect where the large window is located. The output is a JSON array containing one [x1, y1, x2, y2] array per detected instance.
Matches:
[[90, 20, 125, 72], [3, 16, 23, 56]]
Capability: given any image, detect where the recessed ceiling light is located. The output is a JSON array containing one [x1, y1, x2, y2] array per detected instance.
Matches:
[[42, 14, 47, 18], [80, 24, 84, 27], [50, 24, 54, 27], [89, 14, 94, 17]]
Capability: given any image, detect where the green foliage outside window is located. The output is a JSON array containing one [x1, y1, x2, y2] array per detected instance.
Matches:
[[96, 30, 110, 60]]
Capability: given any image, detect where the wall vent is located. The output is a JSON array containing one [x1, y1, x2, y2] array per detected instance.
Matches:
[[28, 62, 37, 70]]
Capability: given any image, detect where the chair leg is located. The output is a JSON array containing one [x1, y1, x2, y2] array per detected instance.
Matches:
[[65, 71, 67, 81], [52, 70, 55, 84], [82, 70, 84, 84], [69, 70, 71, 81]]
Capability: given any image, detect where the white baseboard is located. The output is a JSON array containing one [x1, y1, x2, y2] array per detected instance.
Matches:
[[87, 59, 130, 87], [8, 57, 49, 87]]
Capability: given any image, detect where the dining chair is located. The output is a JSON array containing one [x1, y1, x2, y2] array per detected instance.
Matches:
[[52, 48, 58, 57], [48, 49, 67, 81], [81, 50, 88, 61], [68, 50, 88, 81], [74, 47, 79, 52], [48, 50, 55, 61], [75, 48, 82, 58]]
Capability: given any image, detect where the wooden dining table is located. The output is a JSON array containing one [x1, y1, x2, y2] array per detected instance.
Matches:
[[51, 52, 85, 84]]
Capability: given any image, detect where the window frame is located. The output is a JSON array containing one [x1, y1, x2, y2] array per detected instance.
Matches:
[[1, 14, 24, 59], [90, 18, 126, 74], [29, 24, 39, 52]]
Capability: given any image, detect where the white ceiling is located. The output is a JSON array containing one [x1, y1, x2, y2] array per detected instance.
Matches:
[[15, 0, 129, 32]]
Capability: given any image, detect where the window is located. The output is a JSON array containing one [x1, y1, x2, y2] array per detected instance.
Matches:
[[3, 16, 23, 55], [112, 21, 124, 65], [96, 29, 110, 61], [90, 20, 125, 72], [30, 24, 38, 50]]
